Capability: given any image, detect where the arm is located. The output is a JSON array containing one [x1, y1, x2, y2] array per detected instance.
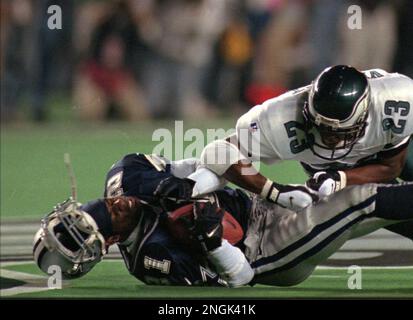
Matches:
[[207, 240, 254, 288], [307, 141, 410, 197], [345, 146, 408, 185], [223, 160, 267, 194], [192, 202, 254, 287], [199, 137, 318, 210]]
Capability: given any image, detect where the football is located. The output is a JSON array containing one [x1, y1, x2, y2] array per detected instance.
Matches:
[[165, 203, 244, 248]]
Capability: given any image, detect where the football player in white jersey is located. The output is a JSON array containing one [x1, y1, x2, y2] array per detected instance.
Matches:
[[158, 65, 413, 239]]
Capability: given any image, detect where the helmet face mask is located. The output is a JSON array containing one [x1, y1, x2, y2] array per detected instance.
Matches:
[[303, 65, 370, 161], [33, 198, 106, 279]]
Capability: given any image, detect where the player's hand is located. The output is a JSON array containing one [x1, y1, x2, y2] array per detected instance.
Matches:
[[263, 181, 319, 211], [306, 171, 347, 197], [154, 176, 196, 201], [192, 201, 224, 252], [154, 176, 196, 210]]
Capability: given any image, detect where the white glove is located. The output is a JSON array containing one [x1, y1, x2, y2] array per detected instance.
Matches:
[[261, 179, 319, 211], [306, 171, 347, 197]]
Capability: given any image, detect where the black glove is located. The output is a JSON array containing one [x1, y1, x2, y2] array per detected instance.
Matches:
[[192, 201, 224, 252], [306, 170, 347, 197], [154, 176, 196, 211]]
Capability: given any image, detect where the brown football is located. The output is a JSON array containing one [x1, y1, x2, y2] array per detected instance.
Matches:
[[165, 203, 244, 247]]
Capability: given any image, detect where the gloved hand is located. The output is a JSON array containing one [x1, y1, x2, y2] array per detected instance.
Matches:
[[306, 170, 347, 197], [192, 201, 224, 252], [154, 176, 196, 211], [261, 180, 319, 211]]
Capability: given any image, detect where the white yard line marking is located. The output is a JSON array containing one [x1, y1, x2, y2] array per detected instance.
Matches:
[[0, 268, 52, 297], [0, 261, 34, 267], [1, 286, 52, 297], [1, 268, 45, 280], [318, 265, 413, 270]]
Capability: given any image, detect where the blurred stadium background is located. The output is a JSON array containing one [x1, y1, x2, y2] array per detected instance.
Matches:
[[1, 0, 412, 297]]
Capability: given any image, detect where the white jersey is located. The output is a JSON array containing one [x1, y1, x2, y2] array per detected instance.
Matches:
[[236, 69, 413, 172]]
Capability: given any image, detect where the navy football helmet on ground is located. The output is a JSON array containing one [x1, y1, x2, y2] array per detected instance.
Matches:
[[303, 65, 370, 160], [33, 198, 107, 279]]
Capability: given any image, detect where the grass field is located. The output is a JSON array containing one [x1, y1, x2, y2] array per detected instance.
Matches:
[[1, 120, 412, 299], [2, 261, 412, 298]]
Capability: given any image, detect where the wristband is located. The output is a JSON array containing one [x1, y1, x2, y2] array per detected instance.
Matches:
[[260, 179, 280, 203], [337, 171, 347, 190], [260, 179, 274, 198]]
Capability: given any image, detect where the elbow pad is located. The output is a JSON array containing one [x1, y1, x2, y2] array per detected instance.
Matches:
[[207, 240, 254, 287], [187, 167, 227, 197], [200, 140, 247, 176]]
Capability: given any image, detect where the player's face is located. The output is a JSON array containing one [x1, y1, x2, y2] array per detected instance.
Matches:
[[105, 196, 142, 242], [319, 132, 343, 149]]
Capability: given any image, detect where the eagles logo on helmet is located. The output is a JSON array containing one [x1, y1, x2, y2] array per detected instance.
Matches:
[[303, 65, 370, 160]]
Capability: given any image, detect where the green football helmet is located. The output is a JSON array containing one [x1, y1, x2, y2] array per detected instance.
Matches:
[[303, 65, 370, 160]]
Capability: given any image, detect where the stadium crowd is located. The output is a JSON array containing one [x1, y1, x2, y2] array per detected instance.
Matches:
[[1, 0, 412, 122]]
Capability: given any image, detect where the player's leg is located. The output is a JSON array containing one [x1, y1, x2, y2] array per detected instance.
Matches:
[[250, 183, 413, 286], [373, 182, 413, 241], [382, 143, 413, 239], [254, 229, 354, 286], [383, 221, 413, 241], [249, 185, 377, 286], [400, 138, 413, 181]]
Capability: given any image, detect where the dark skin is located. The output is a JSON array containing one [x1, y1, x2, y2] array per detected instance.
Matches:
[[223, 137, 409, 194], [103, 196, 142, 246]]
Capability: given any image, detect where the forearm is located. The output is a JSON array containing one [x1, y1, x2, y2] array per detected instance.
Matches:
[[200, 139, 317, 210], [345, 163, 404, 185], [223, 161, 268, 194], [207, 240, 254, 287]]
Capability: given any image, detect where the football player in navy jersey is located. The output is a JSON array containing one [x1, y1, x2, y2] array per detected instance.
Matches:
[[34, 153, 413, 287], [100, 153, 253, 286], [34, 153, 254, 286]]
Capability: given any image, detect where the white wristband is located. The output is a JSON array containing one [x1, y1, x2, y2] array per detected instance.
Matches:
[[260, 179, 274, 198], [337, 171, 347, 190]]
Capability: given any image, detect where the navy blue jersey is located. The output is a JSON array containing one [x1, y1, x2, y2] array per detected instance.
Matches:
[[104, 153, 173, 203], [133, 225, 227, 286], [104, 153, 251, 286]]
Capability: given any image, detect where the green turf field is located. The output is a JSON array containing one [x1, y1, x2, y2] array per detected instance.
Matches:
[[1, 261, 412, 298]]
